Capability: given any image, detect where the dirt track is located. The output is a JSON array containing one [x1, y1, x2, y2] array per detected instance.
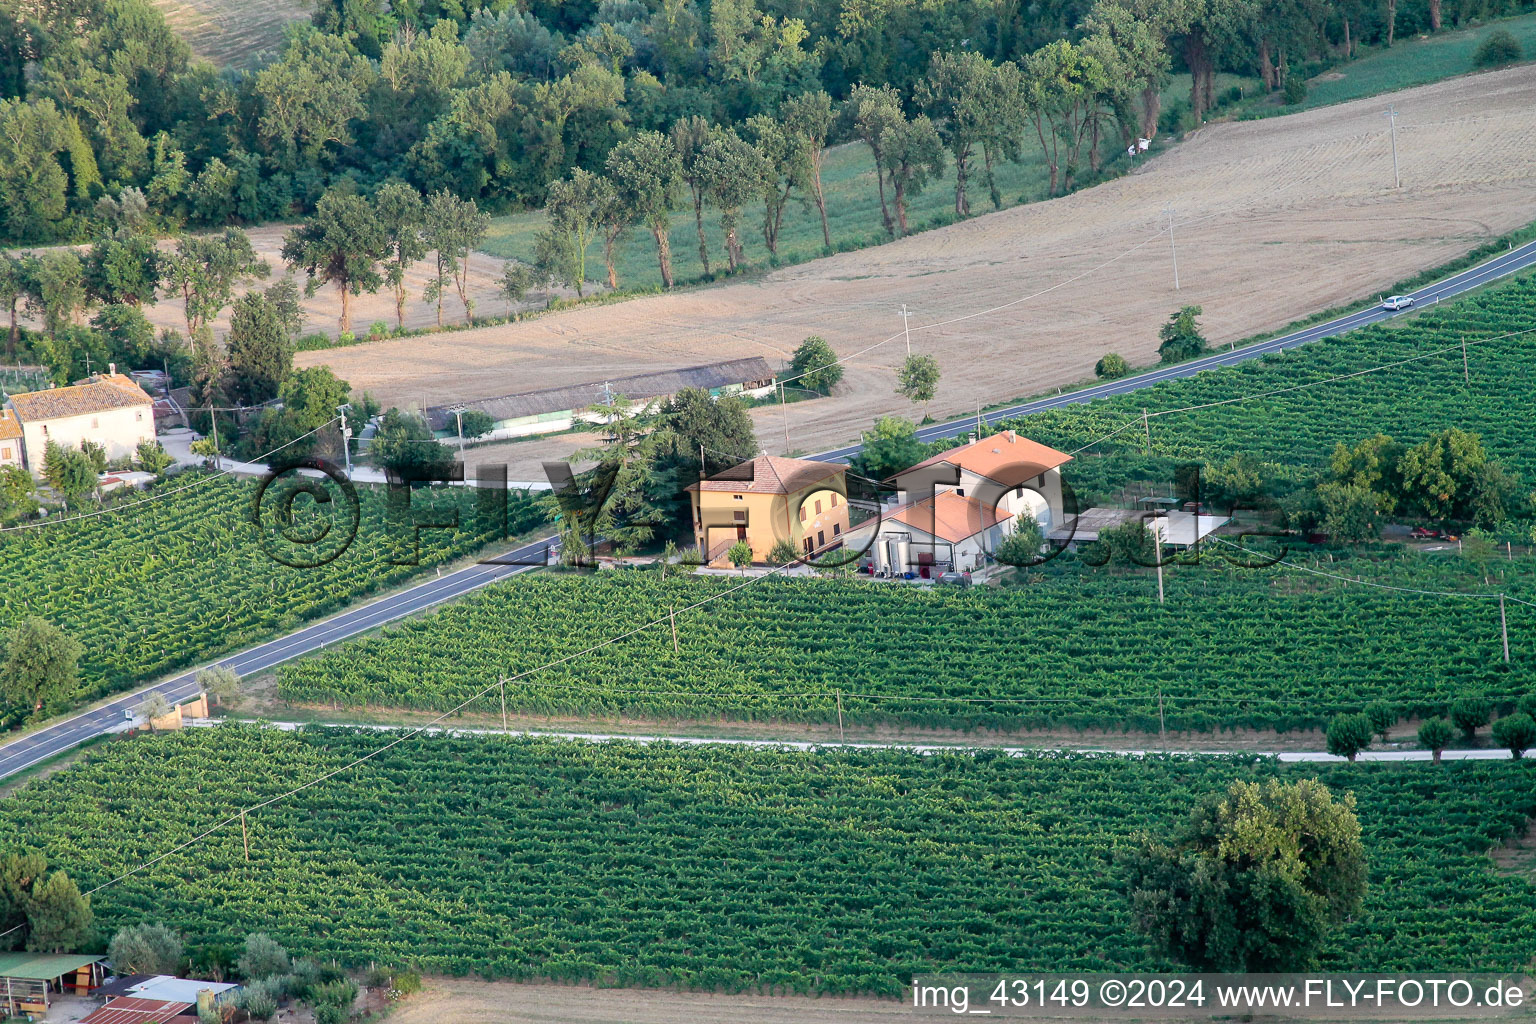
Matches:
[[305, 65, 1536, 478], [388, 978, 907, 1024]]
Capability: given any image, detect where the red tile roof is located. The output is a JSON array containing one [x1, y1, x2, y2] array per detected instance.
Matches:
[[897, 430, 1071, 486], [886, 490, 1014, 543], [687, 455, 844, 495], [0, 409, 20, 441], [8, 373, 151, 422], [82, 996, 194, 1024]]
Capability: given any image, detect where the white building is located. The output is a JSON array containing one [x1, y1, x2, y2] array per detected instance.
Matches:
[[851, 430, 1073, 576], [5, 367, 155, 476]]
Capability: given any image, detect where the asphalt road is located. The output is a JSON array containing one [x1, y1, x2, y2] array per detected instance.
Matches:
[[0, 538, 552, 781], [4, 237, 1534, 783], [812, 236, 1536, 459]]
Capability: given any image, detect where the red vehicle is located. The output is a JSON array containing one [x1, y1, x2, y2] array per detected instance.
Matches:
[[1409, 526, 1438, 539]]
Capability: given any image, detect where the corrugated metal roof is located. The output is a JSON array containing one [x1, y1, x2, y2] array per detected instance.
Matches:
[[0, 951, 102, 979], [82, 997, 194, 1024], [424, 357, 776, 430]]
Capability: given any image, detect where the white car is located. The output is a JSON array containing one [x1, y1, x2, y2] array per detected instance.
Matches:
[[1381, 295, 1415, 311]]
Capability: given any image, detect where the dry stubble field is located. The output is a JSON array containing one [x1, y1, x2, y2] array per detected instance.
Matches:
[[306, 65, 1536, 478]]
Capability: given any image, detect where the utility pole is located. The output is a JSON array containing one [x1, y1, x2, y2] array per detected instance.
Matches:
[[452, 407, 466, 453], [1164, 204, 1180, 290], [836, 690, 845, 743], [669, 606, 679, 653], [1158, 689, 1166, 751], [1142, 408, 1152, 454], [780, 382, 791, 454], [208, 402, 221, 472], [1501, 594, 1510, 663], [899, 304, 913, 357], [1154, 516, 1165, 605], [499, 677, 509, 735], [1461, 336, 1470, 385], [241, 810, 249, 861], [1385, 106, 1401, 188], [336, 404, 352, 475]]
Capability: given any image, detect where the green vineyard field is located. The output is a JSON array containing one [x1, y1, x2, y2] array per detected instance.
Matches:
[[276, 562, 1536, 733], [0, 475, 544, 722], [8, 729, 1535, 994], [1008, 271, 1536, 482]]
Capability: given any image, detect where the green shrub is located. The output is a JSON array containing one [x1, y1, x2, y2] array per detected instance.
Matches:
[[367, 321, 389, 338], [1473, 30, 1523, 69], [238, 932, 290, 980], [1364, 700, 1396, 742], [1417, 718, 1454, 762], [1449, 696, 1492, 739], [1282, 76, 1308, 105], [1326, 713, 1375, 761], [1491, 713, 1536, 759], [393, 971, 423, 996], [1095, 353, 1130, 380]]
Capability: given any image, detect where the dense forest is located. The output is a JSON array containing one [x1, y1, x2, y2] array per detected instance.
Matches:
[[1, 0, 1528, 247]]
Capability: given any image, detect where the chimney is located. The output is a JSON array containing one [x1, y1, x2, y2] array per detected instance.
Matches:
[[109, 362, 116, 376], [1007, 429, 1017, 442]]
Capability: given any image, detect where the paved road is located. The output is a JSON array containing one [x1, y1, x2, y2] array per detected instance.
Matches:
[[812, 237, 1536, 459], [4, 238, 1535, 782], [0, 538, 552, 781]]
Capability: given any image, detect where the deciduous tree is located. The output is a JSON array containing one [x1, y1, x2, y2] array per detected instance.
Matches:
[[1125, 778, 1366, 970], [373, 182, 428, 331], [606, 131, 683, 289], [1, 618, 81, 712], [282, 192, 387, 335], [226, 292, 293, 405], [789, 335, 842, 395]]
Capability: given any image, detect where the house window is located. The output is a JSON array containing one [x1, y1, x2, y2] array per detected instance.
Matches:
[[799, 506, 807, 522], [733, 510, 746, 522], [1, 447, 9, 460], [956, 488, 965, 497], [733, 494, 744, 500], [802, 537, 814, 553], [1016, 486, 1024, 497], [830, 494, 838, 507], [817, 530, 825, 546], [815, 499, 822, 514], [833, 523, 841, 536]]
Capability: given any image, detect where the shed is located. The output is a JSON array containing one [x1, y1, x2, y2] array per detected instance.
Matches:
[[0, 951, 105, 1014], [423, 357, 777, 439], [82, 995, 196, 1024]]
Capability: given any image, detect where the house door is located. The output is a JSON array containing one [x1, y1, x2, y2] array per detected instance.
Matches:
[[736, 525, 747, 540], [917, 551, 934, 579]]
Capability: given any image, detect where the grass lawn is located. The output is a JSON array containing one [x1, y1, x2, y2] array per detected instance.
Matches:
[[1275, 12, 1536, 113]]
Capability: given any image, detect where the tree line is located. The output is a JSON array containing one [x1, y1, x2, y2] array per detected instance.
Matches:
[[0, 0, 1520, 249]]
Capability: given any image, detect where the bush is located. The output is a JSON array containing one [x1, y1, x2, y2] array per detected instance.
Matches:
[[238, 932, 290, 980], [108, 922, 183, 975], [457, 409, 495, 440], [1363, 700, 1395, 742], [1449, 696, 1492, 739], [1417, 717, 1454, 762], [1325, 713, 1374, 761], [1157, 305, 1206, 364], [1491, 713, 1536, 759], [393, 970, 423, 996], [1095, 353, 1130, 380], [239, 981, 278, 1020], [1473, 29, 1523, 69], [367, 320, 389, 338], [788, 335, 843, 395], [1282, 76, 1308, 105]]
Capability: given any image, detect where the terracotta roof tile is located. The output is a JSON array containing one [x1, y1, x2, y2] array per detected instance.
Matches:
[[897, 430, 1071, 486], [0, 410, 20, 441], [887, 491, 1014, 543], [8, 374, 151, 422], [687, 455, 844, 495]]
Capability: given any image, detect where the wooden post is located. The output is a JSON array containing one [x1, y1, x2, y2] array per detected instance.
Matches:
[[836, 690, 845, 743], [1158, 690, 1166, 751], [1462, 336, 1470, 385], [499, 677, 509, 735], [1142, 408, 1152, 454], [241, 810, 249, 862], [669, 606, 679, 653], [1501, 595, 1510, 664]]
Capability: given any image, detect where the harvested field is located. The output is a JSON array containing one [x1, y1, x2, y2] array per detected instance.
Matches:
[[305, 65, 1536, 478], [149, 0, 309, 69], [388, 978, 903, 1024]]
